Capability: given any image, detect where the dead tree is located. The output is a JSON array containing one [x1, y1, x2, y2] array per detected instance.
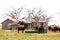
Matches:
[[5, 7, 23, 20], [23, 8, 46, 29], [23, 8, 52, 30]]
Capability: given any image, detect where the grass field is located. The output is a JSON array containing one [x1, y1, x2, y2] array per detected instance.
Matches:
[[0, 27, 60, 40]]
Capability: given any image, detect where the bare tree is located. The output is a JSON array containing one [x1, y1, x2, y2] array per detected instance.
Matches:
[[24, 8, 44, 22], [23, 8, 44, 28], [42, 14, 52, 25], [23, 8, 52, 29], [5, 7, 23, 20]]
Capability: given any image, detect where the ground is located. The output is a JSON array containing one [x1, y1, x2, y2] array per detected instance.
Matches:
[[0, 27, 60, 40]]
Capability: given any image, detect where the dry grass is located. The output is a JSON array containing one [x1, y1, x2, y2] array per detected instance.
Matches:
[[0, 26, 60, 40]]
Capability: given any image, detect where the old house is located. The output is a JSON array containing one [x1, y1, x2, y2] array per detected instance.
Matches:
[[32, 22, 47, 30], [1, 16, 48, 31], [31, 16, 48, 32], [1, 18, 21, 30]]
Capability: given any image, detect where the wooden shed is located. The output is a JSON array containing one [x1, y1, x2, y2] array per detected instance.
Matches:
[[1, 18, 20, 30]]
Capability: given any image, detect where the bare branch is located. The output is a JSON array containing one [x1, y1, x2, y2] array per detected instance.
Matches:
[[5, 7, 24, 19]]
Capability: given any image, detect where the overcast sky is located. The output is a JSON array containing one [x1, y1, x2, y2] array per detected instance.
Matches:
[[0, 0, 60, 25]]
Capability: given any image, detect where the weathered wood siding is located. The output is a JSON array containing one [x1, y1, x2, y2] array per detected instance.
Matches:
[[2, 19, 13, 30]]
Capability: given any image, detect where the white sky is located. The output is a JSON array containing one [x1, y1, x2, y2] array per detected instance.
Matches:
[[0, 0, 60, 25]]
